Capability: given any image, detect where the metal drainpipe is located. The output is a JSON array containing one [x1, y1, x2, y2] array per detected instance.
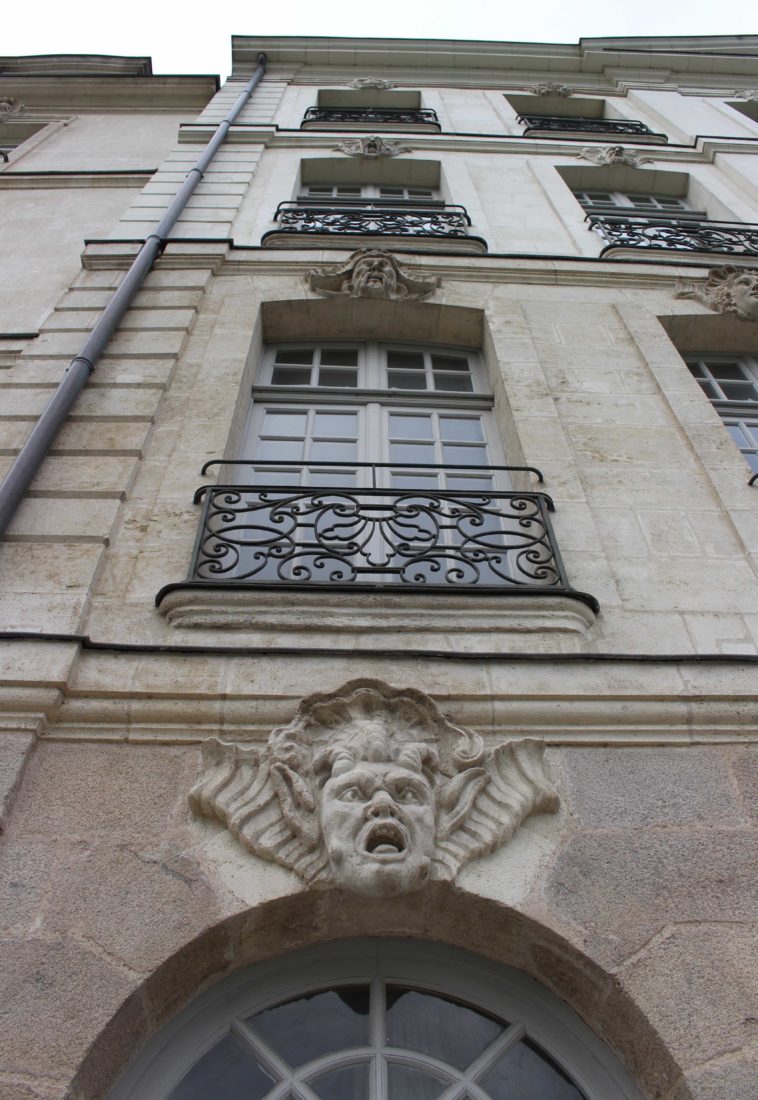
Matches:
[[0, 52, 268, 538]]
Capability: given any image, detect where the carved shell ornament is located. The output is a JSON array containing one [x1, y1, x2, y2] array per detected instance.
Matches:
[[306, 248, 439, 301], [676, 266, 758, 323], [190, 679, 559, 898]]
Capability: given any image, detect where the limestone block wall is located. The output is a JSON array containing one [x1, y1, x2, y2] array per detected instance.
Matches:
[[0, 675, 754, 1100], [1, 38, 758, 1100]]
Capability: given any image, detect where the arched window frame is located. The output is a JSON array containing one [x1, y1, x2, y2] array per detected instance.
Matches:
[[108, 940, 645, 1100]]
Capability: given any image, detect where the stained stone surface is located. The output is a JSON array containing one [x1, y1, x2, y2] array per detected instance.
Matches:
[[561, 747, 743, 827], [545, 826, 758, 964]]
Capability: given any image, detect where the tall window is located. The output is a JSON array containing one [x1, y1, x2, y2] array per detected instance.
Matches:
[[686, 355, 758, 474], [242, 342, 504, 493]]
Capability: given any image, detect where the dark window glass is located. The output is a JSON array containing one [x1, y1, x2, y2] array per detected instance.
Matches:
[[272, 367, 312, 386], [386, 987, 503, 1071], [387, 350, 425, 370], [275, 349, 315, 365], [386, 1064, 449, 1099], [248, 987, 370, 1069], [168, 1032, 275, 1100], [388, 370, 427, 390], [480, 1038, 586, 1100], [311, 1062, 369, 1100], [321, 348, 359, 366]]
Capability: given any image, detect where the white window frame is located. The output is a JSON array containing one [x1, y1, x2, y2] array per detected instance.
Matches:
[[300, 184, 441, 204], [574, 190, 699, 218], [686, 354, 758, 474], [107, 940, 645, 1100], [242, 342, 504, 491]]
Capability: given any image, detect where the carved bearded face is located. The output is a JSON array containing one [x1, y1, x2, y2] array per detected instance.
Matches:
[[319, 758, 435, 898], [731, 272, 758, 321]]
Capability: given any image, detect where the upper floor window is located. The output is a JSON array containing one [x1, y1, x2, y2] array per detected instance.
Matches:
[[302, 184, 439, 204], [574, 191, 698, 218], [686, 354, 758, 474]]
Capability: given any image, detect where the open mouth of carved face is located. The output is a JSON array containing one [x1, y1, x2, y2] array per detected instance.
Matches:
[[364, 821, 407, 859]]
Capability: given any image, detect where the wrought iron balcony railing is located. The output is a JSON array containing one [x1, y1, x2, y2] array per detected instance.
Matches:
[[588, 215, 758, 258], [170, 461, 598, 610], [263, 200, 475, 244], [301, 107, 440, 129], [517, 114, 658, 138]]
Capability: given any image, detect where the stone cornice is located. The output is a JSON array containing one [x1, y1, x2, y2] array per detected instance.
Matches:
[[0, 74, 219, 111], [232, 35, 758, 88], [176, 122, 758, 163]]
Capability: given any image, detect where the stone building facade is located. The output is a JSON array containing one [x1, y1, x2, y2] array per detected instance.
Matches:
[[0, 35, 757, 1100]]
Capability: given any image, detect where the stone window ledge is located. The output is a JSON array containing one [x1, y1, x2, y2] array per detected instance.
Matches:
[[156, 585, 597, 650]]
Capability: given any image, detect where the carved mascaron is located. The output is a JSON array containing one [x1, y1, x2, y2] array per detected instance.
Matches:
[[190, 680, 559, 898], [307, 248, 439, 300], [578, 145, 653, 168], [347, 77, 397, 90], [676, 266, 758, 323], [527, 82, 573, 97], [332, 134, 412, 158]]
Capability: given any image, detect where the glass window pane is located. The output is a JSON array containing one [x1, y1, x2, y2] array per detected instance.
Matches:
[[721, 383, 756, 401], [320, 348, 359, 366], [391, 474, 439, 489], [431, 354, 470, 373], [687, 361, 706, 377], [711, 364, 748, 380], [479, 1038, 585, 1100], [727, 424, 748, 445], [380, 187, 404, 196], [386, 988, 504, 1072], [274, 348, 315, 365], [389, 443, 435, 464], [311, 441, 357, 462], [168, 1032, 276, 1100], [386, 1065, 449, 1100], [442, 445, 488, 467], [447, 476, 494, 491], [440, 417, 484, 441], [314, 412, 358, 437], [272, 367, 313, 386], [253, 469, 300, 485], [388, 370, 427, 390], [387, 350, 425, 370], [433, 373, 473, 392], [311, 1063, 369, 1100], [308, 471, 357, 488], [389, 414, 434, 439], [261, 412, 307, 437], [318, 369, 359, 388], [255, 439, 304, 461], [248, 987, 370, 1069]]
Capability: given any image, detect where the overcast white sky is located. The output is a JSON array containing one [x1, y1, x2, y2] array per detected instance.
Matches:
[[5, 0, 758, 81]]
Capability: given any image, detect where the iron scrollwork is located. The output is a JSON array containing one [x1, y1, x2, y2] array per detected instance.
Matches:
[[273, 202, 470, 240], [192, 484, 571, 593], [518, 114, 655, 136], [590, 216, 758, 257], [302, 107, 440, 128]]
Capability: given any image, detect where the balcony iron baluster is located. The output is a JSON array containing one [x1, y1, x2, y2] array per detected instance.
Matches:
[[267, 201, 472, 241], [302, 106, 440, 128], [517, 114, 656, 137], [182, 463, 599, 611], [589, 215, 758, 257]]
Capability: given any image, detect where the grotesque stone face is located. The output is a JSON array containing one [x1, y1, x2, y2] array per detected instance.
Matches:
[[320, 759, 435, 897], [731, 271, 758, 321]]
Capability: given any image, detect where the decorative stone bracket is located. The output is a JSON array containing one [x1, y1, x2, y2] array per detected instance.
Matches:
[[190, 679, 558, 897], [306, 248, 439, 300], [676, 266, 758, 322]]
